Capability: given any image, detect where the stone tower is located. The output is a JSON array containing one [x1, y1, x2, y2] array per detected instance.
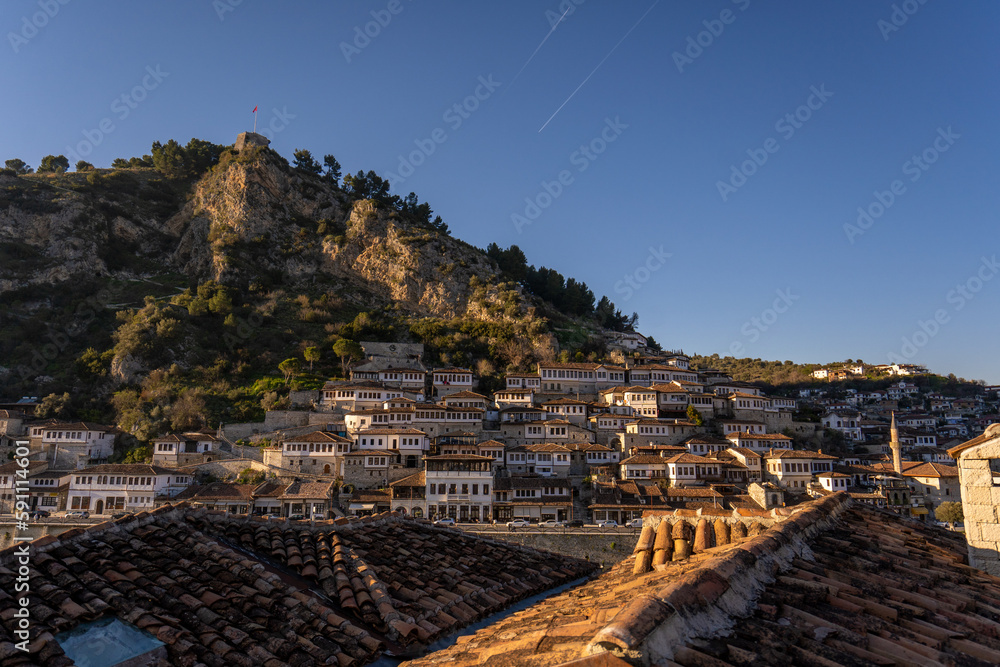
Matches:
[[890, 411, 902, 474], [235, 132, 270, 152]]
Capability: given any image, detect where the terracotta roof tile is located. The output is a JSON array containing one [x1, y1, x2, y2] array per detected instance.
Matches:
[[401, 492, 1000, 666], [3, 507, 593, 666]]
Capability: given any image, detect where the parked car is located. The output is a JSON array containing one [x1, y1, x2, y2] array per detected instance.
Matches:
[[596, 519, 618, 528], [288, 513, 306, 520], [110, 511, 129, 519], [626, 518, 644, 528], [506, 519, 530, 528], [568, 519, 584, 528], [29, 510, 50, 519], [433, 517, 456, 526], [539, 519, 567, 528], [65, 510, 90, 519]]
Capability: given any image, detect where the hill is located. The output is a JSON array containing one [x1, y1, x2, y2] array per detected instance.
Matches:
[[689, 353, 987, 398], [0, 139, 634, 439]]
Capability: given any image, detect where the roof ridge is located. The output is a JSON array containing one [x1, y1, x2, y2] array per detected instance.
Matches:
[[585, 493, 853, 661]]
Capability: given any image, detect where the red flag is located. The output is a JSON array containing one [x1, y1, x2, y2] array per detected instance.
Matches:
[[252, 105, 258, 113]]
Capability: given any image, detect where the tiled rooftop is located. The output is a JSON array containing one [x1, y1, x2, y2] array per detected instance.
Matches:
[[0, 506, 594, 666], [402, 493, 1000, 666]]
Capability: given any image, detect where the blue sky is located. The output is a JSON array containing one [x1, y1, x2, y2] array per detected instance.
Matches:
[[3, 1, 998, 382]]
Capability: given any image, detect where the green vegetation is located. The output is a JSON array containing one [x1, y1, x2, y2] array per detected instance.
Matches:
[[485, 243, 637, 332], [236, 467, 266, 485], [332, 339, 363, 377], [935, 501, 964, 526], [4, 158, 31, 174], [37, 155, 69, 174], [686, 405, 704, 426]]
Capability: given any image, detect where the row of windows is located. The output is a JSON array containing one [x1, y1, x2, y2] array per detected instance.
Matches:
[[371, 413, 411, 422], [770, 462, 811, 473], [428, 483, 489, 495], [71, 496, 152, 509], [508, 453, 570, 462], [637, 426, 680, 434], [434, 374, 471, 382], [412, 411, 478, 420], [78, 475, 155, 486], [285, 443, 346, 453], [46, 431, 86, 440], [547, 405, 586, 414]]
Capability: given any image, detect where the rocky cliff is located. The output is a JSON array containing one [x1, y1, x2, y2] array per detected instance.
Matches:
[[1, 147, 524, 322]]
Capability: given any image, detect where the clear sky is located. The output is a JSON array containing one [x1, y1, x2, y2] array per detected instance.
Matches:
[[3, 1, 998, 382]]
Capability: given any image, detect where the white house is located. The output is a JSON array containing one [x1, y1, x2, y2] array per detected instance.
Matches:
[[504, 443, 572, 477], [822, 411, 863, 441], [725, 431, 793, 452], [151, 431, 220, 467], [67, 464, 191, 515], [28, 422, 117, 470], [424, 454, 493, 522], [277, 430, 353, 476], [442, 391, 490, 411], [815, 471, 852, 492], [431, 367, 474, 398], [493, 388, 535, 409], [540, 398, 592, 425], [377, 367, 426, 391], [505, 373, 541, 390], [762, 450, 838, 491], [536, 362, 626, 394], [321, 381, 423, 411]]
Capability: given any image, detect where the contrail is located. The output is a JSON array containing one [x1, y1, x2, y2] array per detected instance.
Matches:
[[504, 5, 572, 95], [538, 0, 660, 133]]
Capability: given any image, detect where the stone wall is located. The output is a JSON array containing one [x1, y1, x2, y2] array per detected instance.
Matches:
[[342, 464, 418, 490], [264, 410, 311, 431], [178, 458, 270, 480], [289, 390, 319, 408], [480, 531, 636, 568], [954, 430, 1000, 575], [787, 421, 820, 437], [221, 422, 264, 441]]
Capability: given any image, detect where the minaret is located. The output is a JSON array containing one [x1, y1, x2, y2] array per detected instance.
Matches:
[[890, 411, 902, 474]]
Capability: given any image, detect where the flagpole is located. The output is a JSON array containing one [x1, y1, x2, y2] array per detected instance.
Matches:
[[253, 106, 257, 133]]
